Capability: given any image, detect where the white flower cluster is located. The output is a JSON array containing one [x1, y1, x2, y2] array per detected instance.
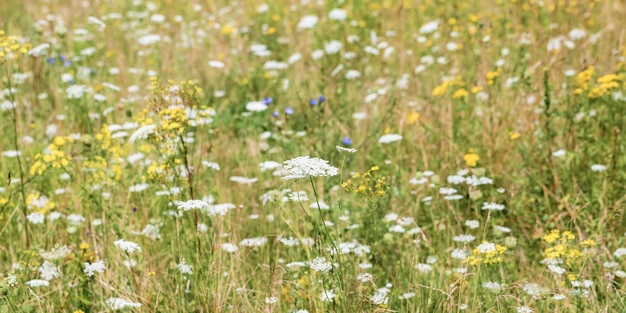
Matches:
[[282, 156, 339, 180]]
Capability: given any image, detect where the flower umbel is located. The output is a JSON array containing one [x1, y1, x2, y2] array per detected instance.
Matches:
[[282, 156, 339, 180]]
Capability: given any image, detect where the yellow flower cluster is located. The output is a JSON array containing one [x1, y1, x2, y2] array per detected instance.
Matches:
[[465, 241, 508, 266], [30, 136, 73, 176], [432, 76, 465, 97], [486, 69, 501, 86], [159, 107, 189, 135], [342, 166, 388, 198], [588, 74, 623, 98], [542, 230, 594, 267], [93, 125, 124, 180], [574, 66, 595, 95], [0, 30, 32, 64]]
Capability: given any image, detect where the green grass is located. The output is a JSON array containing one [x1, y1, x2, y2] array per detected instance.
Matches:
[[1, 0, 625, 312]]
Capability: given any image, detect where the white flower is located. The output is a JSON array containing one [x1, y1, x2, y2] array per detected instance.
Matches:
[[453, 234, 475, 243], [25, 279, 49, 287], [568, 28, 586, 40], [282, 156, 339, 180], [378, 134, 402, 143], [451, 248, 469, 260], [591, 164, 606, 172], [27, 212, 45, 224], [129, 125, 156, 143], [419, 20, 439, 34], [309, 201, 330, 210], [415, 263, 432, 273], [28, 43, 50, 56], [324, 40, 343, 54], [310, 257, 332, 273], [517, 306, 533, 313], [259, 161, 282, 171], [328, 8, 347, 21], [66, 85, 87, 99], [465, 220, 480, 229], [344, 69, 361, 79], [39, 261, 59, 281], [177, 259, 193, 275], [288, 53, 302, 64], [83, 260, 106, 276], [2, 150, 21, 157], [548, 264, 565, 275], [297, 15, 318, 29], [40, 245, 71, 261], [613, 247, 626, 258], [221, 243, 239, 253], [206, 60, 225, 69], [87, 16, 106, 28], [1, 100, 16, 111], [265, 296, 278, 304], [482, 281, 504, 291], [482, 202, 505, 211], [370, 292, 388, 305], [523, 283, 541, 297], [138, 34, 161, 45], [320, 289, 335, 302], [178, 199, 209, 211], [239, 237, 268, 247], [106, 297, 142, 310], [547, 37, 562, 52], [129, 183, 149, 192], [230, 176, 258, 184], [114, 239, 142, 254], [552, 149, 566, 157], [245, 101, 267, 112], [477, 242, 496, 253]]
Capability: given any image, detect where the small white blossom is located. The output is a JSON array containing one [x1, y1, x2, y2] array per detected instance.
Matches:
[[114, 239, 142, 254], [83, 260, 106, 277], [106, 297, 142, 310]]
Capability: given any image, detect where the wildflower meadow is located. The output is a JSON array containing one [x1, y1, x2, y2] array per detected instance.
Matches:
[[1, 0, 626, 312]]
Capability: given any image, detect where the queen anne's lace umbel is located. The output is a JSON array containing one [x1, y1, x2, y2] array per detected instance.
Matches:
[[282, 156, 339, 180]]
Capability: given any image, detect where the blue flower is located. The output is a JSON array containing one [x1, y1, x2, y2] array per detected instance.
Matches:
[[342, 137, 352, 146], [309, 98, 318, 106], [319, 95, 326, 103], [263, 97, 273, 105], [285, 107, 294, 115], [46, 57, 55, 65], [272, 111, 279, 118]]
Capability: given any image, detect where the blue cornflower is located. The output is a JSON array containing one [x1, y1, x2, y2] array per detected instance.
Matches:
[[309, 98, 318, 106], [46, 57, 55, 65], [342, 137, 352, 146], [272, 111, 279, 118], [319, 95, 326, 103], [263, 97, 273, 105], [285, 107, 294, 115]]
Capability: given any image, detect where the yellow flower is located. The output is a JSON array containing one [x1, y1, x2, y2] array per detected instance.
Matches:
[[452, 88, 468, 99], [471, 86, 483, 94], [581, 239, 596, 247], [407, 112, 420, 125], [221, 25, 235, 36], [432, 80, 450, 97], [509, 132, 520, 140], [463, 152, 480, 167]]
